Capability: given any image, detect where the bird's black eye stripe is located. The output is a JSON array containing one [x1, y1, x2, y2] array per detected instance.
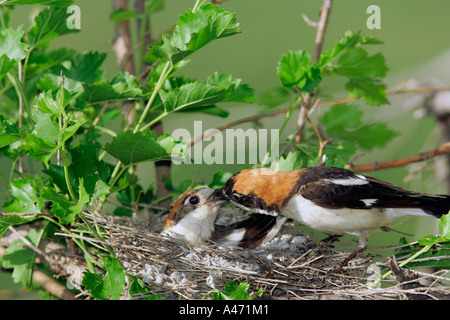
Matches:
[[189, 196, 199, 205]]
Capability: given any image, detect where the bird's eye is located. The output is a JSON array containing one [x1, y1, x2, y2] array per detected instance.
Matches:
[[189, 196, 199, 205]]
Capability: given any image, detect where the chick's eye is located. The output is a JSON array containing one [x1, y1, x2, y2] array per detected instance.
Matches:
[[189, 196, 199, 205]]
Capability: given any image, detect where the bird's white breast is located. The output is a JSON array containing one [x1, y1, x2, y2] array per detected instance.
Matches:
[[162, 206, 219, 244], [283, 195, 427, 237]]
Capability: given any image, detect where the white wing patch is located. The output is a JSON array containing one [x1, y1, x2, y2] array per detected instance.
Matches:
[[324, 177, 369, 186], [362, 199, 378, 206]]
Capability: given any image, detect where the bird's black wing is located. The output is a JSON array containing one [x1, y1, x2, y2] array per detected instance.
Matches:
[[297, 167, 450, 217], [212, 214, 282, 249]]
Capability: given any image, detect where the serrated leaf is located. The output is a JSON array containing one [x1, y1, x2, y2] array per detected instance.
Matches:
[[0, 228, 44, 288], [43, 164, 77, 196], [277, 50, 321, 93], [22, 134, 58, 163], [82, 256, 125, 300], [70, 139, 110, 195], [78, 72, 145, 106], [272, 151, 306, 172], [159, 81, 224, 112], [336, 48, 388, 78], [152, 4, 240, 64], [104, 130, 184, 165], [57, 51, 107, 84], [345, 77, 389, 106], [27, 6, 77, 48], [42, 180, 89, 224], [317, 31, 361, 67], [0, 25, 27, 61], [322, 104, 397, 150], [212, 282, 253, 300], [206, 72, 255, 103], [3, 178, 44, 213]]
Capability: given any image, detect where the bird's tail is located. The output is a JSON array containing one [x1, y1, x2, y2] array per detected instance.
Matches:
[[418, 194, 450, 218]]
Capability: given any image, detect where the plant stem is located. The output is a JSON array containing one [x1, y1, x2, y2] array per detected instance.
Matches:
[[40, 215, 101, 271], [134, 61, 172, 133], [369, 243, 433, 288], [7, 71, 31, 124], [192, 0, 207, 13], [139, 111, 168, 131], [261, 95, 302, 166]]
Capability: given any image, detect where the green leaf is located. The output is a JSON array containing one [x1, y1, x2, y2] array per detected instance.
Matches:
[[272, 151, 307, 172], [3, 178, 44, 213], [42, 180, 89, 224], [152, 4, 240, 64], [277, 50, 321, 93], [344, 75, 389, 107], [78, 72, 145, 106], [211, 282, 256, 300], [206, 72, 255, 103], [70, 139, 111, 196], [159, 81, 226, 112], [256, 86, 292, 109], [30, 108, 60, 145], [57, 51, 107, 84], [22, 134, 58, 163], [0, 25, 27, 63], [439, 214, 450, 240], [27, 6, 77, 48], [82, 256, 125, 300], [0, 213, 39, 229], [321, 104, 397, 150], [0, 132, 22, 148], [0, 54, 15, 81], [336, 48, 388, 78], [0, 228, 44, 288], [317, 31, 361, 67], [1, 0, 73, 5], [104, 130, 184, 165]]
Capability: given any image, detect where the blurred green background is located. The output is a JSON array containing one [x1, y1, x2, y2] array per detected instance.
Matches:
[[2, 0, 450, 298]]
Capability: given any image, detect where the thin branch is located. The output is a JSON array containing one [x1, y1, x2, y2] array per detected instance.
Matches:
[[313, 0, 332, 63], [346, 142, 450, 172], [294, 0, 332, 143]]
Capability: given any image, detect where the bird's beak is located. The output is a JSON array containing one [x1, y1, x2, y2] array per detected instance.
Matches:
[[205, 188, 227, 204]]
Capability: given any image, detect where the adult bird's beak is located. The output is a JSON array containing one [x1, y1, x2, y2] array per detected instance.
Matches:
[[205, 188, 227, 204]]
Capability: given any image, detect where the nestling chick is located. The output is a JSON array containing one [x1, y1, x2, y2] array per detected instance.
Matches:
[[162, 188, 224, 245], [220, 166, 450, 269], [162, 188, 287, 249]]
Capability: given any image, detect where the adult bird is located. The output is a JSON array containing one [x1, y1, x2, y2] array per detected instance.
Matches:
[[219, 166, 450, 269]]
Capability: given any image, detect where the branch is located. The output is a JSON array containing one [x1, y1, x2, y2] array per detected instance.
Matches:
[[313, 0, 332, 63], [294, 0, 332, 143], [345, 142, 450, 172]]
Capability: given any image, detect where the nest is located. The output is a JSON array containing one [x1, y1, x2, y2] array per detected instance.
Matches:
[[79, 206, 450, 300]]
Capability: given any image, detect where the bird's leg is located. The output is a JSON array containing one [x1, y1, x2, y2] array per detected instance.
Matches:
[[333, 235, 368, 272]]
